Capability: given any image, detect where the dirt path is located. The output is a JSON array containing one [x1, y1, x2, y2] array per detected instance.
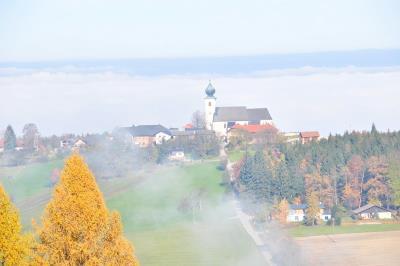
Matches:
[[222, 146, 274, 265], [296, 231, 400, 266]]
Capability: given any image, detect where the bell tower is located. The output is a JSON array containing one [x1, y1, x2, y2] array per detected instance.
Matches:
[[204, 82, 216, 130]]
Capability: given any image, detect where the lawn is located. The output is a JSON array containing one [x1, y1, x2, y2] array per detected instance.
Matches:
[[227, 149, 246, 162], [107, 161, 265, 265], [288, 223, 400, 237], [0, 159, 266, 265], [0, 159, 64, 201]]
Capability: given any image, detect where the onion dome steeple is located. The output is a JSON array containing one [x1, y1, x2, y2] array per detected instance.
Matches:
[[205, 81, 216, 98]]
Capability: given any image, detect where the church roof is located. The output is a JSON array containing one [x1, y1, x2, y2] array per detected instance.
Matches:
[[247, 108, 272, 121], [213, 107, 272, 122], [213, 106, 248, 122]]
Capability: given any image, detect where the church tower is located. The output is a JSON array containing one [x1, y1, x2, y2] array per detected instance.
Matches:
[[204, 82, 216, 130]]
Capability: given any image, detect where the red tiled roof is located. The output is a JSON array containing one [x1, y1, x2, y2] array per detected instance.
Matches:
[[184, 123, 193, 129], [231, 124, 278, 134], [300, 131, 320, 138]]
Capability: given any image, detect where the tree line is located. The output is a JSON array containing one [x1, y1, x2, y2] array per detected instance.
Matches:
[[234, 125, 400, 222]]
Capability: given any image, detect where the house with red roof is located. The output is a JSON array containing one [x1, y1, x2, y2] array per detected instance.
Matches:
[[228, 124, 278, 144], [300, 131, 320, 144]]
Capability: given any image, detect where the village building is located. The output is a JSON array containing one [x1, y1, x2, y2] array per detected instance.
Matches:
[[170, 128, 215, 141], [203, 82, 274, 137], [227, 124, 278, 144], [287, 204, 331, 223], [128, 125, 172, 148], [168, 150, 186, 161], [282, 131, 321, 144], [300, 131, 320, 144], [352, 204, 392, 220]]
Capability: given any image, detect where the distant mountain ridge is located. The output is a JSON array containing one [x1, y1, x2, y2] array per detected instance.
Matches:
[[1, 49, 399, 76]]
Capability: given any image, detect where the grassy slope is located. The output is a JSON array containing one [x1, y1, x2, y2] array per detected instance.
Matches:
[[289, 223, 400, 237], [0, 160, 265, 266], [0, 160, 63, 200], [107, 162, 265, 265]]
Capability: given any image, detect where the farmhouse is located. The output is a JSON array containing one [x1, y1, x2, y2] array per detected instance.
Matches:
[[129, 125, 172, 148], [352, 204, 392, 220], [203, 82, 274, 137], [287, 204, 331, 223], [300, 131, 320, 144], [282, 131, 321, 144], [227, 124, 278, 144]]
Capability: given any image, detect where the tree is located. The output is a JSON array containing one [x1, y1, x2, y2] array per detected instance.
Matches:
[[191, 110, 206, 129], [34, 154, 138, 265], [275, 199, 289, 224], [364, 156, 390, 207], [251, 150, 272, 202], [0, 184, 32, 265], [305, 191, 320, 226], [4, 125, 17, 151], [22, 123, 39, 151], [388, 157, 400, 206]]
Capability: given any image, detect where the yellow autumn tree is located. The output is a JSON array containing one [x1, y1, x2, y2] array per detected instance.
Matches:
[[0, 184, 32, 265], [34, 154, 139, 265], [275, 199, 289, 224], [305, 191, 320, 226]]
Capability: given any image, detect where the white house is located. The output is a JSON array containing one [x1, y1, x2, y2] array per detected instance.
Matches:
[[352, 204, 392, 220], [287, 204, 331, 223], [168, 150, 185, 161], [203, 82, 274, 137]]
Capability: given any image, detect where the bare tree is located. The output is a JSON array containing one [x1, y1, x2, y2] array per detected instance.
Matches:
[[191, 110, 205, 129], [22, 123, 39, 151]]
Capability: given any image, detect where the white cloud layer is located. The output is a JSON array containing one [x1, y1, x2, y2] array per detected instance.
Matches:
[[0, 67, 399, 136]]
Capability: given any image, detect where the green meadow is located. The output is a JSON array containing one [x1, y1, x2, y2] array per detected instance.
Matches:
[[0, 159, 265, 266]]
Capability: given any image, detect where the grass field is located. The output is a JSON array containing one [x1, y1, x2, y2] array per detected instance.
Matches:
[[297, 231, 400, 265], [227, 149, 246, 162], [0, 159, 266, 265], [288, 223, 400, 237]]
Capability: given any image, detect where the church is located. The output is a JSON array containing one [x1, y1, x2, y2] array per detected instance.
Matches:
[[203, 82, 274, 136]]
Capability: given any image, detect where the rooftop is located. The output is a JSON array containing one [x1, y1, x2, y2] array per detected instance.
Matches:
[[213, 107, 272, 122]]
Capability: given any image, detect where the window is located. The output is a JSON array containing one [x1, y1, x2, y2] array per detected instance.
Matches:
[[325, 216, 329, 221], [295, 216, 299, 221], [208, 102, 211, 107]]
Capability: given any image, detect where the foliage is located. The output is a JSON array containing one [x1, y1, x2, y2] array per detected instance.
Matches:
[[0, 184, 32, 265], [157, 133, 219, 162], [305, 191, 320, 226], [34, 154, 139, 265], [3, 125, 17, 152], [191, 110, 206, 129], [275, 199, 289, 224], [236, 125, 400, 214], [22, 123, 39, 151]]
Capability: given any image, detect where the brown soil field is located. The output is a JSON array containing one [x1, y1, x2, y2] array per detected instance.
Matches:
[[296, 231, 400, 266]]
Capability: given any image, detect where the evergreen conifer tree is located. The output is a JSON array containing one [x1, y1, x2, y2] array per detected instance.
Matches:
[[3, 125, 17, 151]]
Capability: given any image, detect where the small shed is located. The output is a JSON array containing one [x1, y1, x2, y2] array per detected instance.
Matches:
[[352, 204, 392, 220], [168, 150, 185, 161]]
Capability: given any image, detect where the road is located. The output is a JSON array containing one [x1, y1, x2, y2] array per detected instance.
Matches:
[[222, 146, 275, 265]]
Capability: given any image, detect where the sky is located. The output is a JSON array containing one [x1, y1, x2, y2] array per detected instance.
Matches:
[[0, 0, 399, 136], [0, 0, 399, 61]]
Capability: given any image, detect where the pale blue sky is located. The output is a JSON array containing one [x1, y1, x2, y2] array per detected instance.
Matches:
[[0, 0, 399, 61]]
